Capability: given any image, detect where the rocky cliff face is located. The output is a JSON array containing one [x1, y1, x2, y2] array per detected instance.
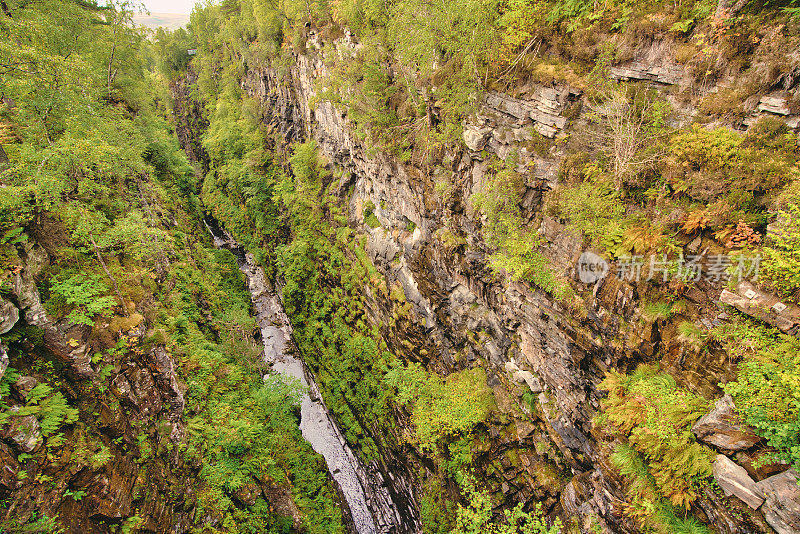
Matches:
[[0, 236, 196, 533], [210, 28, 800, 533]]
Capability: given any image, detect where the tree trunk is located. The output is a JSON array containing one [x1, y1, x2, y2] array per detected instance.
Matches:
[[88, 233, 129, 317], [715, 0, 750, 19]]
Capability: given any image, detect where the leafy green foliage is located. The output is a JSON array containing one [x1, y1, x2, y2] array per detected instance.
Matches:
[[641, 300, 683, 322], [0, 1, 349, 531], [546, 163, 625, 253], [274, 142, 393, 461], [715, 320, 800, 470], [666, 122, 797, 212], [762, 203, 800, 299], [609, 444, 712, 534], [159, 232, 345, 533], [48, 274, 116, 326], [0, 382, 79, 439], [201, 89, 281, 262], [472, 155, 573, 299], [362, 200, 381, 228], [152, 27, 195, 76], [452, 475, 561, 533]]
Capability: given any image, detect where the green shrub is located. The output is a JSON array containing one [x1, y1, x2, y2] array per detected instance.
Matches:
[[715, 321, 800, 470], [363, 200, 381, 228], [48, 274, 116, 326], [545, 163, 625, 253], [452, 475, 561, 533], [274, 142, 394, 461], [610, 444, 712, 534], [762, 203, 800, 299], [472, 155, 573, 299], [0, 382, 79, 439], [666, 124, 796, 208], [385, 362, 494, 452]]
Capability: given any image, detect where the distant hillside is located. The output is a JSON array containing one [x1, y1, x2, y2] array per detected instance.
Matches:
[[132, 12, 189, 30]]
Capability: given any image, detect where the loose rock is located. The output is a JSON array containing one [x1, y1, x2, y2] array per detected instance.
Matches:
[[712, 454, 764, 509], [692, 394, 761, 451], [757, 469, 800, 534]]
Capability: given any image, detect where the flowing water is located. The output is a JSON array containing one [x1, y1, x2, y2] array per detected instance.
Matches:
[[204, 219, 383, 533]]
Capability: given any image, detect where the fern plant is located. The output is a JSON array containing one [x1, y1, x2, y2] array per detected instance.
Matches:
[[600, 365, 714, 527]]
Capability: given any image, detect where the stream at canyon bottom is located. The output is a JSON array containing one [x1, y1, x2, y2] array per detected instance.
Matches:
[[205, 218, 398, 534]]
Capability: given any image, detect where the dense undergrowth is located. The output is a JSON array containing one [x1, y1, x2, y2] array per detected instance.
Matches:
[[3, 0, 800, 530], [132, 0, 800, 529], [0, 1, 346, 532]]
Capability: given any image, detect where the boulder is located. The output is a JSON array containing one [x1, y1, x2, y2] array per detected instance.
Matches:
[[609, 61, 685, 85], [758, 96, 791, 116], [735, 450, 790, 481], [0, 407, 43, 453], [757, 469, 800, 534], [0, 297, 19, 335], [692, 394, 761, 451], [512, 370, 543, 393], [485, 92, 534, 120], [712, 454, 764, 509], [719, 281, 800, 335], [462, 126, 490, 151]]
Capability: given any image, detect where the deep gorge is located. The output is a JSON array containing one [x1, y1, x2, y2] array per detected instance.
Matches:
[[2, 0, 800, 533]]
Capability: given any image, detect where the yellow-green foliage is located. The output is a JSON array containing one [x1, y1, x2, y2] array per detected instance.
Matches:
[[472, 155, 573, 299], [47, 274, 117, 326], [274, 142, 393, 461], [0, 382, 79, 438], [762, 203, 800, 299], [600, 365, 713, 509], [434, 227, 467, 252], [452, 475, 561, 534], [609, 444, 712, 534], [546, 163, 625, 252], [666, 120, 798, 207], [385, 362, 494, 452]]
